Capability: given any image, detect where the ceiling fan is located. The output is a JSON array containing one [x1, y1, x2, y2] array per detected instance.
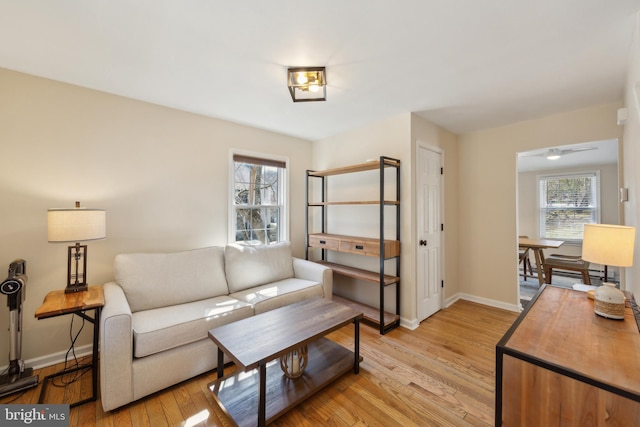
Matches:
[[525, 146, 597, 160]]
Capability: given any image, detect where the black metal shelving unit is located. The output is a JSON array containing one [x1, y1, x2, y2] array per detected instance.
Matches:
[[305, 156, 400, 334]]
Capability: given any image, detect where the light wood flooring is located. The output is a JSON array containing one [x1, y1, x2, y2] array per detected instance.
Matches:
[[1, 299, 518, 426]]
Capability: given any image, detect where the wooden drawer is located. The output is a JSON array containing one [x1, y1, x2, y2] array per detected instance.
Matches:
[[309, 233, 399, 258], [308, 234, 340, 250], [340, 239, 400, 258], [339, 240, 380, 256]]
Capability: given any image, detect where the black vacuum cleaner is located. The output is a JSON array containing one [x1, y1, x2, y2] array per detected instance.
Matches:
[[0, 259, 38, 397]]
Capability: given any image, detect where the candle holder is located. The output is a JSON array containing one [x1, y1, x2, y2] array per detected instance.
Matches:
[[279, 345, 308, 379]]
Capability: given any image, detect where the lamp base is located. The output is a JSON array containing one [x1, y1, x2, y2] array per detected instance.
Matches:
[[594, 282, 625, 320], [65, 284, 88, 294]]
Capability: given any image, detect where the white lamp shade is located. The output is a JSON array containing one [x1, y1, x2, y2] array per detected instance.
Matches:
[[48, 208, 106, 242], [581, 224, 635, 267]]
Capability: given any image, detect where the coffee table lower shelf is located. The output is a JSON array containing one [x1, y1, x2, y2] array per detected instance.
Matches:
[[209, 337, 359, 427]]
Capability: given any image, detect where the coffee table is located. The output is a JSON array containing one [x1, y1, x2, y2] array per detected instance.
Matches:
[[208, 297, 363, 427]]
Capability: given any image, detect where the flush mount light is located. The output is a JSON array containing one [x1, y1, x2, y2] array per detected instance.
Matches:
[[287, 67, 326, 102]]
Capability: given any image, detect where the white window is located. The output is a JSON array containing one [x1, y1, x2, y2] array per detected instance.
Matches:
[[538, 171, 600, 242], [230, 152, 288, 244]]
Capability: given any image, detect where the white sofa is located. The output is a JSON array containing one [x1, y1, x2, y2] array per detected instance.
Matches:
[[99, 242, 332, 412]]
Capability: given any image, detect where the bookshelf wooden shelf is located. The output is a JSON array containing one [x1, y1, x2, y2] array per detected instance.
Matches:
[[305, 156, 401, 334], [315, 261, 400, 286], [307, 158, 400, 177], [308, 200, 400, 206]]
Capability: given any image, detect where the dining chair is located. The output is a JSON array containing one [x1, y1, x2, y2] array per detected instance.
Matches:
[[519, 236, 533, 279], [543, 254, 591, 285]]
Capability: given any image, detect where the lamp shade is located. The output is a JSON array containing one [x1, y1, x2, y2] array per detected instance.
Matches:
[[581, 224, 635, 267], [48, 208, 106, 242]]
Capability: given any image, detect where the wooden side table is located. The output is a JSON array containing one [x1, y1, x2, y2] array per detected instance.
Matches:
[[35, 285, 104, 407]]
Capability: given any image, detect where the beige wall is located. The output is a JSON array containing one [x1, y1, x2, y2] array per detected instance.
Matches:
[[411, 115, 460, 300], [622, 13, 640, 297], [459, 103, 623, 308], [0, 68, 313, 364], [312, 113, 459, 327], [312, 114, 412, 321]]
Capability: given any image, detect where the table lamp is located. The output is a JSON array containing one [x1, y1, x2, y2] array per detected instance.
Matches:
[[581, 223, 636, 319], [48, 201, 106, 293]]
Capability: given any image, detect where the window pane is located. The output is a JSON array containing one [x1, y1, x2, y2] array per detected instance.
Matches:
[[542, 176, 596, 208], [234, 163, 280, 206], [235, 208, 255, 242], [265, 208, 280, 243], [234, 208, 268, 243], [538, 172, 599, 240], [232, 156, 285, 244], [543, 208, 597, 239]]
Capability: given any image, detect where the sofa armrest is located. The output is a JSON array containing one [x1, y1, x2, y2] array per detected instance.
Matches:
[[100, 282, 134, 412], [292, 257, 333, 299]]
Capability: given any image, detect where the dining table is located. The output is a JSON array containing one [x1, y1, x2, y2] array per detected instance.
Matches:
[[518, 237, 565, 286]]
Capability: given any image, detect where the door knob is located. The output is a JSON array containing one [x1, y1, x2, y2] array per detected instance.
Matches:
[[419, 240, 427, 246]]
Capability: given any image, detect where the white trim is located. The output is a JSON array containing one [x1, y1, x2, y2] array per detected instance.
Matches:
[[445, 292, 521, 313], [0, 344, 92, 372], [400, 316, 419, 331]]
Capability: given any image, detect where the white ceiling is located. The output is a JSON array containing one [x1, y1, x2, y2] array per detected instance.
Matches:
[[517, 139, 619, 172], [1, 1, 638, 141]]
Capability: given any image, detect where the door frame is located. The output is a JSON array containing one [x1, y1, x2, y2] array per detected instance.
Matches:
[[415, 141, 445, 321]]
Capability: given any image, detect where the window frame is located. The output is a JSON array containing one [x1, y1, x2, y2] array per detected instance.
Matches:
[[228, 150, 289, 245], [536, 170, 601, 243]]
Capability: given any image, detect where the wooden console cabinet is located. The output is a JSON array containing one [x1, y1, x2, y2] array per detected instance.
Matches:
[[496, 285, 640, 426]]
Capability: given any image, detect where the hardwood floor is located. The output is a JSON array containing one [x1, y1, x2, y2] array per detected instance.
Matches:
[[1, 300, 518, 426]]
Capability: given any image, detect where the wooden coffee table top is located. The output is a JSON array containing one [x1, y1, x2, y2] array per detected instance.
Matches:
[[208, 297, 362, 371]]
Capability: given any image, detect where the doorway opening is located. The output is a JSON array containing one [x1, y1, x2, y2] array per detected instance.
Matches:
[[516, 139, 619, 307]]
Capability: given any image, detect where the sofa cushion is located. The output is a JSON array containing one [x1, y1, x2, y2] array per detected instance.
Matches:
[[131, 295, 253, 358], [224, 242, 294, 293], [115, 246, 229, 312], [229, 277, 323, 314]]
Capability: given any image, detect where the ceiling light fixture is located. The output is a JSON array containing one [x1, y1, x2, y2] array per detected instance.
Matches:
[[545, 149, 562, 160], [287, 67, 326, 102]]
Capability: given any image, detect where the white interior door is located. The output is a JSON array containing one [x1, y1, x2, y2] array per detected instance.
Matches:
[[417, 144, 443, 321]]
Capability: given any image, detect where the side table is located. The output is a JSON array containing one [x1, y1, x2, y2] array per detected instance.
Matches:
[[35, 285, 104, 407]]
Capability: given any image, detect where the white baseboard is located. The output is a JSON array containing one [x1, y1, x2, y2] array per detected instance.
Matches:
[[0, 344, 93, 373], [400, 317, 419, 330], [445, 292, 521, 313], [444, 293, 461, 308]]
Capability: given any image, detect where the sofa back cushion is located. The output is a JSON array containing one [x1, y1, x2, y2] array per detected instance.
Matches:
[[114, 246, 229, 312], [224, 242, 294, 293]]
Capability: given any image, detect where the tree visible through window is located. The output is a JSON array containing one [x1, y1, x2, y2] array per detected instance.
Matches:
[[232, 154, 286, 244], [538, 172, 599, 241]]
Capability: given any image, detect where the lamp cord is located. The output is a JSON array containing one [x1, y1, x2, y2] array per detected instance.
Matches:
[[51, 313, 91, 387]]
